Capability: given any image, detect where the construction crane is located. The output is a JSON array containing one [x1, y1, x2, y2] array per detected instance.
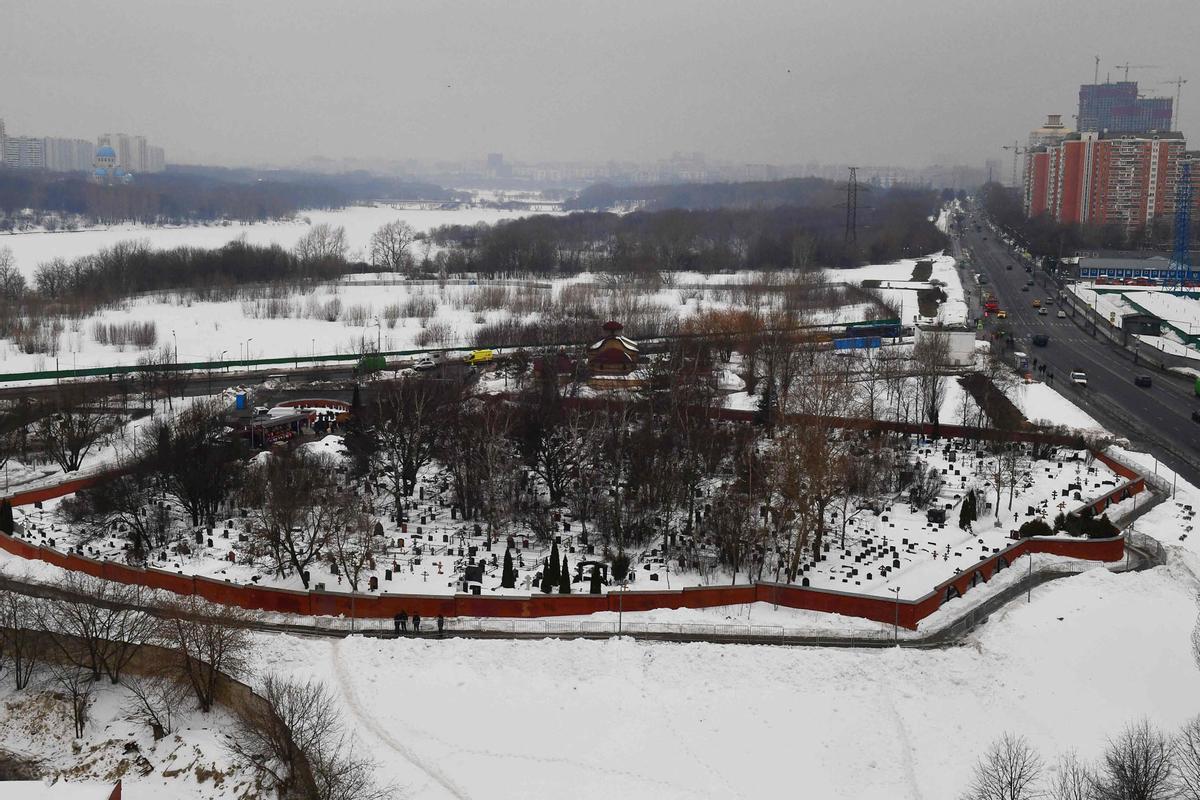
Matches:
[[1160, 76, 1188, 130], [1113, 62, 1160, 81], [1001, 141, 1027, 189]]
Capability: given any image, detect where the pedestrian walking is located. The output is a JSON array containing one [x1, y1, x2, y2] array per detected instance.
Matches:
[[437, 615, 445, 637], [412, 613, 421, 633], [393, 612, 402, 636], [399, 609, 408, 632]]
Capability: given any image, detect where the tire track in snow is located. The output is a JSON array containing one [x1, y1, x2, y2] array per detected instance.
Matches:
[[331, 641, 472, 800], [878, 679, 924, 800]]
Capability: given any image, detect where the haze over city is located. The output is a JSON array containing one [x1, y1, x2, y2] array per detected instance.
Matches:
[[2, 0, 1197, 169]]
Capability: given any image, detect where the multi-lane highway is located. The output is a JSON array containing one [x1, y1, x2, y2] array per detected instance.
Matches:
[[955, 210, 1200, 488]]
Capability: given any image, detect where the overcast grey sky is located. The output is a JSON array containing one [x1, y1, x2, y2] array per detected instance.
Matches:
[[2, 0, 1197, 170]]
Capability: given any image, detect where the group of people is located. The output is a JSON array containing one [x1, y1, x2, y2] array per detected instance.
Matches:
[[393, 610, 446, 637], [1030, 357, 1054, 382]]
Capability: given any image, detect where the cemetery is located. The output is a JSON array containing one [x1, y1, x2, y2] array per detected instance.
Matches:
[[3, 416, 1138, 626]]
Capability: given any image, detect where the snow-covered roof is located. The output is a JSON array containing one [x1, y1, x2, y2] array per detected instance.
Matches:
[[589, 335, 639, 352]]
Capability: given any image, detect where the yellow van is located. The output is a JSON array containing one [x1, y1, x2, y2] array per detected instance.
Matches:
[[464, 349, 495, 366]]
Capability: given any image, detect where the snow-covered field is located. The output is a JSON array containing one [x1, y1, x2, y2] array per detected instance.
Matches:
[[827, 253, 966, 326], [258, 546, 1200, 800], [1005, 380, 1105, 433], [0, 205, 553, 281], [0, 263, 918, 377]]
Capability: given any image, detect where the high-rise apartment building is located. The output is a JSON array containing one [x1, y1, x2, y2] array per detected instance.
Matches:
[[1025, 130, 1191, 232], [43, 137, 96, 172], [1077, 81, 1173, 134], [98, 132, 165, 173], [1023, 115, 1073, 216], [147, 145, 165, 172], [2, 135, 45, 168]]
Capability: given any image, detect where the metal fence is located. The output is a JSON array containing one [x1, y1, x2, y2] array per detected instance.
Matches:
[[307, 612, 899, 642]]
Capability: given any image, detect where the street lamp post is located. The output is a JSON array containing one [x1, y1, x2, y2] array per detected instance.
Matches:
[[617, 579, 627, 634], [245, 337, 254, 370], [1027, 549, 1033, 603], [891, 586, 901, 643]]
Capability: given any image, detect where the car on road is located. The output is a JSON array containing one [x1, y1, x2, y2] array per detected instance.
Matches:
[[464, 349, 495, 366], [1006, 264, 1013, 270], [1134, 375, 1152, 388], [1032, 299, 1042, 308], [1070, 371, 1088, 387], [1021, 285, 1029, 292], [1037, 307, 1048, 315], [1057, 310, 1067, 318], [1044, 298, 1054, 305], [1032, 334, 1049, 346], [996, 310, 1008, 319], [413, 358, 436, 371]]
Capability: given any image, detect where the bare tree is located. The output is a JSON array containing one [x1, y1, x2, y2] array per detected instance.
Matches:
[[47, 661, 96, 738], [40, 575, 158, 684], [0, 246, 26, 301], [372, 378, 448, 502], [157, 402, 244, 529], [245, 449, 339, 587], [125, 669, 189, 740], [369, 220, 417, 272], [1048, 751, 1094, 800], [1178, 715, 1200, 800], [231, 673, 392, 800], [161, 598, 253, 713], [294, 223, 348, 266], [326, 499, 382, 592], [38, 392, 111, 473], [1091, 720, 1176, 800], [0, 589, 42, 689], [965, 732, 1044, 800], [1001, 444, 1028, 512], [914, 331, 951, 437]]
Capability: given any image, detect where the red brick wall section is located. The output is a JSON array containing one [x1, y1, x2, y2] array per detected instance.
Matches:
[[0, 528, 1124, 629]]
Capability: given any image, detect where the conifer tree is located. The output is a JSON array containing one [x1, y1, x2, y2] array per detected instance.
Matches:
[[0, 499, 13, 535], [501, 548, 516, 589], [546, 541, 561, 586], [559, 555, 571, 593]]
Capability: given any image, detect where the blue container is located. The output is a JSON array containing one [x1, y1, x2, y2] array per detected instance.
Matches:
[[236, 392, 247, 410]]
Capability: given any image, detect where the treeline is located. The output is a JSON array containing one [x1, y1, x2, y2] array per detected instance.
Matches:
[[429, 189, 948, 272], [979, 181, 1197, 258], [165, 164, 465, 203], [28, 238, 343, 307], [0, 167, 459, 225], [567, 177, 849, 211]]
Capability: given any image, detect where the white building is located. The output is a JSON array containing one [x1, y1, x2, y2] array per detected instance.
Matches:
[[2, 135, 45, 168], [43, 137, 95, 172]]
